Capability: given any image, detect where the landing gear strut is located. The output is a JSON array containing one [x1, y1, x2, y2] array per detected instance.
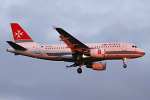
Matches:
[[66, 64, 75, 68], [123, 58, 127, 68]]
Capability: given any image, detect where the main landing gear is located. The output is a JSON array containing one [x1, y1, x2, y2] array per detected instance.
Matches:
[[123, 58, 127, 68], [67, 62, 84, 74], [77, 63, 84, 74], [77, 68, 82, 74]]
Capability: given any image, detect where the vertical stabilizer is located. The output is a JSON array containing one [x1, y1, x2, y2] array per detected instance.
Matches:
[[10, 23, 35, 43]]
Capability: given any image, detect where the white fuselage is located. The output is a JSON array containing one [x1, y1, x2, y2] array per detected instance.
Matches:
[[7, 42, 145, 62]]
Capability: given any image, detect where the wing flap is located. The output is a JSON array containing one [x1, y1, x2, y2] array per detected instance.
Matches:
[[54, 27, 89, 53]]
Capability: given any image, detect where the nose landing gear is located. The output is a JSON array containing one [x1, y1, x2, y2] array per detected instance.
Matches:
[[123, 64, 127, 68], [123, 58, 127, 68]]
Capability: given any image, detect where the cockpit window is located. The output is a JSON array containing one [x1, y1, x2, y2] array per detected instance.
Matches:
[[132, 45, 137, 48]]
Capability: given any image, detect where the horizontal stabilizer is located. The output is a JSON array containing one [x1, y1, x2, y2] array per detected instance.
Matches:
[[6, 41, 27, 51]]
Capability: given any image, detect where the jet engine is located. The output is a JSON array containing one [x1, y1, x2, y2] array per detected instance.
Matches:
[[86, 61, 106, 70], [84, 49, 105, 58]]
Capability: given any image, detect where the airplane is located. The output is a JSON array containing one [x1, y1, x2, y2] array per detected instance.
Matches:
[[7, 23, 145, 74]]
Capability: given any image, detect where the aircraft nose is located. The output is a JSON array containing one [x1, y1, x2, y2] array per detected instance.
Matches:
[[141, 50, 146, 56], [143, 51, 146, 55]]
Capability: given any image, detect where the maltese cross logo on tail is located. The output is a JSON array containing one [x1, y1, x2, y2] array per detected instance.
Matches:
[[15, 30, 23, 38]]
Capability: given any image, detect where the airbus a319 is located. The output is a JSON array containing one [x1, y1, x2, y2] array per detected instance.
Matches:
[[7, 23, 145, 74]]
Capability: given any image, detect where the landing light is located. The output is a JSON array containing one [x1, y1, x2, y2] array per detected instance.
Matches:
[[82, 54, 90, 58]]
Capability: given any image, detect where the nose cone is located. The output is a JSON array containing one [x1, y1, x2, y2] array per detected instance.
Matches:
[[140, 49, 146, 56]]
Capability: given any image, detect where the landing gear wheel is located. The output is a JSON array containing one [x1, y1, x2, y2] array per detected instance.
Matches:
[[77, 68, 82, 74], [123, 64, 127, 68]]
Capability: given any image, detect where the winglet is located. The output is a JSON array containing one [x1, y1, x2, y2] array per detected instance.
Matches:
[[52, 25, 57, 30]]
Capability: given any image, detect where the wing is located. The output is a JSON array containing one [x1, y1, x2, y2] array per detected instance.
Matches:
[[53, 26, 89, 54]]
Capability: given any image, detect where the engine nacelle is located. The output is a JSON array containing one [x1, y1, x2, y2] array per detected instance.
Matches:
[[85, 49, 105, 58], [86, 62, 106, 70]]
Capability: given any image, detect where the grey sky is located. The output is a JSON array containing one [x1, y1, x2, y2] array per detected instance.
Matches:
[[0, 0, 150, 100]]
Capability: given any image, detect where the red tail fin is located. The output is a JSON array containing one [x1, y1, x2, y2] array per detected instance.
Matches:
[[10, 23, 34, 43]]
